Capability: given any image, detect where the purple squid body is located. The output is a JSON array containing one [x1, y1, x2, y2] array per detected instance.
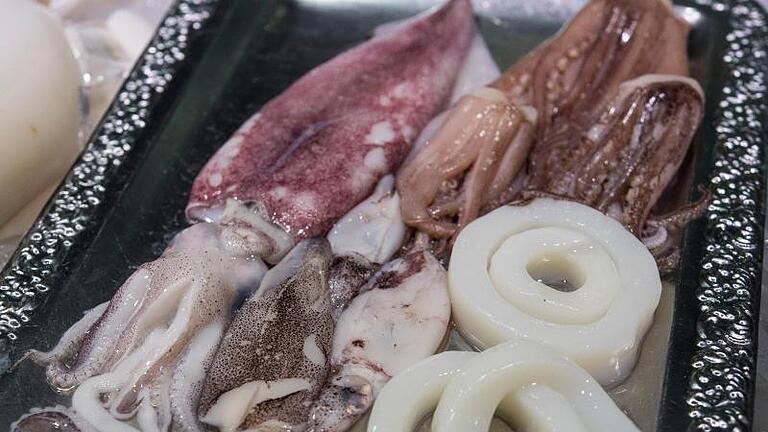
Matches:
[[187, 0, 474, 257]]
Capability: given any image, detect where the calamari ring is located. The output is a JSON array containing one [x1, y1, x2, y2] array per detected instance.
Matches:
[[367, 341, 638, 431], [448, 198, 661, 385], [432, 341, 639, 431], [367, 351, 475, 431]]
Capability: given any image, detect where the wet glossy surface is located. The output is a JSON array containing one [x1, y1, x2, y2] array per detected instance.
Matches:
[[0, 0, 759, 430]]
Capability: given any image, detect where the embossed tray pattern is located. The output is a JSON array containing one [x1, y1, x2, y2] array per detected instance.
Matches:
[[0, 0, 765, 430]]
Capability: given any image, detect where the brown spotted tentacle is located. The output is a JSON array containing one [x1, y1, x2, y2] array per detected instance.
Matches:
[[643, 187, 711, 271], [649, 187, 712, 233]]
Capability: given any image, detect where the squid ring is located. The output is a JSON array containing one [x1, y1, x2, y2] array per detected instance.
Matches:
[[448, 198, 661, 385], [433, 340, 639, 431], [367, 341, 638, 431], [367, 351, 475, 431]]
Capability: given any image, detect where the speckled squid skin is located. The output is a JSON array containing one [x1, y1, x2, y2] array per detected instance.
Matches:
[[491, 0, 690, 119], [197, 239, 335, 430], [11, 407, 86, 432], [187, 0, 473, 240]]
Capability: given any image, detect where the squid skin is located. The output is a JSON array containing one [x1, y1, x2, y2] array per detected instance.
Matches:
[[196, 173, 408, 431], [170, 323, 225, 432], [530, 75, 705, 236], [11, 407, 90, 432], [306, 250, 451, 432], [26, 222, 266, 423], [326, 174, 405, 319], [20, 1, 472, 428], [520, 0, 695, 199], [396, 0, 695, 250], [396, 87, 536, 242], [492, 0, 690, 121], [197, 239, 335, 431], [187, 0, 474, 263], [479, 0, 706, 267]]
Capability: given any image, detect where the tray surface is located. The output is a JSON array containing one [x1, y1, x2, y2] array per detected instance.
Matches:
[[0, 0, 766, 430]]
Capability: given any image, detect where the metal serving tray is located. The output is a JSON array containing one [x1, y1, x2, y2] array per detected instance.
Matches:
[[1, 0, 766, 430]]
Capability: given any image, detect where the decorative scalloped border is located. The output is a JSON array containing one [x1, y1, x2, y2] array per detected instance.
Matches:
[[0, 0, 220, 341], [683, 0, 767, 429], [0, 0, 765, 429]]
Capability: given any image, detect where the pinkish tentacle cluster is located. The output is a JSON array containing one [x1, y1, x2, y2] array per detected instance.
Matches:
[[396, 0, 707, 273], [397, 87, 536, 243]]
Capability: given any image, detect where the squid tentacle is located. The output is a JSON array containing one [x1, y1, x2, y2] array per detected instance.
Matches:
[[22, 302, 109, 391], [397, 87, 536, 241]]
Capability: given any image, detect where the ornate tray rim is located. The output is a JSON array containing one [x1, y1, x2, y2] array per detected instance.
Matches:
[[1, 0, 766, 430]]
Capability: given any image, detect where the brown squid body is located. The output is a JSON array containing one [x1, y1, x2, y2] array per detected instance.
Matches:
[[510, 0, 707, 271], [398, 0, 707, 270], [504, 0, 707, 267], [524, 75, 704, 242], [197, 239, 335, 431]]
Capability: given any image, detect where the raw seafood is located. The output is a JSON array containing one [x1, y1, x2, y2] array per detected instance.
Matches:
[[397, 87, 536, 243], [449, 198, 661, 385], [394, 28, 507, 248], [492, 0, 706, 267], [27, 223, 266, 395], [367, 351, 475, 432], [368, 343, 639, 431], [11, 406, 89, 432], [13, 0, 710, 430], [197, 239, 334, 431], [187, 0, 474, 263], [492, 0, 691, 116], [327, 175, 405, 266], [431, 341, 639, 431], [398, 0, 707, 269], [522, 75, 705, 268], [22, 0, 473, 428], [171, 323, 225, 431], [306, 249, 451, 431], [326, 175, 404, 320]]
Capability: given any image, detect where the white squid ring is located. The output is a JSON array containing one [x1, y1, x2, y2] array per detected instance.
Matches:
[[367, 341, 638, 431], [448, 198, 661, 385], [367, 351, 475, 432]]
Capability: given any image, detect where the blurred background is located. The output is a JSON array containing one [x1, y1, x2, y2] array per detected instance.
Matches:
[[0, 0, 171, 266]]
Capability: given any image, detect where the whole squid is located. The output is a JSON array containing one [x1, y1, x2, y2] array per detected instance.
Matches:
[[398, 0, 707, 269], [506, 0, 707, 268], [305, 248, 451, 432], [186, 0, 474, 262]]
